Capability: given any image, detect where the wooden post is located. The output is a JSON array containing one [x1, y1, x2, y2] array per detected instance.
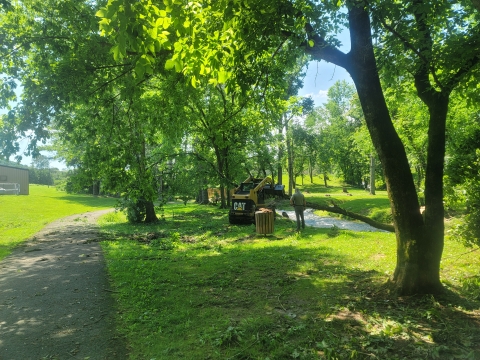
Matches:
[[255, 209, 274, 235]]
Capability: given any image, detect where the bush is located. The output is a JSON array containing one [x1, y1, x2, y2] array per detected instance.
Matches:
[[118, 198, 146, 223], [459, 181, 480, 247]]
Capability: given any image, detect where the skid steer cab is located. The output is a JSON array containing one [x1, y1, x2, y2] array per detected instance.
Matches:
[[228, 176, 285, 224]]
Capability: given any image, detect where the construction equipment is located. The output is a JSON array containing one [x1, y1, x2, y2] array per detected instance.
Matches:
[[229, 176, 285, 224]]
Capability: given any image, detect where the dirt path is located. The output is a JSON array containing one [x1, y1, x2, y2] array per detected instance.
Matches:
[[0, 210, 128, 360]]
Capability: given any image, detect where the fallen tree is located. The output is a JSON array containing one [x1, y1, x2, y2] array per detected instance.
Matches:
[[305, 201, 395, 233]]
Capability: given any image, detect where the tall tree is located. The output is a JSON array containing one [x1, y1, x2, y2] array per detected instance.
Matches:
[[97, 0, 480, 295], [0, 0, 125, 158]]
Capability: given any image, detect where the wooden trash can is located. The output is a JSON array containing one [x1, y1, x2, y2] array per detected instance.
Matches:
[[255, 209, 274, 235]]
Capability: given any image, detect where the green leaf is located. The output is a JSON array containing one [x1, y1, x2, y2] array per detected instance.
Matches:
[[163, 17, 172, 29], [308, 39, 315, 48], [95, 9, 106, 18], [218, 69, 228, 83], [149, 26, 158, 39], [148, 42, 155, 54], [111, 44, 121, 61], [135, 62, 145, 78], [165, 59, 175, 70], [191, 75, 197, 88], [118, 34, 126, 57], [174, 42, 182, 52], [174, 59, 182, 72]]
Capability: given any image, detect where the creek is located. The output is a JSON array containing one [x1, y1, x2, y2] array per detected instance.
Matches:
[[277, 208, 387, 232]]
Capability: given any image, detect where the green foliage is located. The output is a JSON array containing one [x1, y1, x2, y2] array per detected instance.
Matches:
[[444, 99, 480, 247], [119, 198, 147, 224], [28, 167, 53, 186], [327, 224, 340, 238], [305, 81, 373, 185], [0, 0, 115, 155], [102, 211, 123, 224], [385, 86, 429, 190], [451, 180, 480, 248], [0, 111, 20, 161]]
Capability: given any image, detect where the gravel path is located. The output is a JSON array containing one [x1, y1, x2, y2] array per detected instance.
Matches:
[[0, 210, 128, 360]]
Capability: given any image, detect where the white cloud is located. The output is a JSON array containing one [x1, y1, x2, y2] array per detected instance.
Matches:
[[301, 89, 329, 106]]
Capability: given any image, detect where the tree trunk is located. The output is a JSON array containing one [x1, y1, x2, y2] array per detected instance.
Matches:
[[277, 124, 284, 186], [196, 188, 209, 204], [349, 5, 443, 294], [219, 184, 227, 208], [137, 139, 157, 223], [307, 4, 443, 294], [92, 180, 100, 196], [144, 200, 158, 223], [369, 155, 376, 195], [405, 93, 449, 294], [286, 120, 294, 195], [213, 144, 228, 208]]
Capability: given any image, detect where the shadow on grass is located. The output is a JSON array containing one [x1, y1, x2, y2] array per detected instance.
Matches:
[[99, 207, 480, 359], [57, 194, 118, 208]]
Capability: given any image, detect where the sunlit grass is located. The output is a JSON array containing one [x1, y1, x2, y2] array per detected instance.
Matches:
[[1, 180, 478, 359], [0, 184, 117, 259], [100, 201, 480, 359]]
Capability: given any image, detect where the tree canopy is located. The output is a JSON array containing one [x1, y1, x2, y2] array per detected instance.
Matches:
[[96, 0, 480, 295], [0, 0, 479, 296]]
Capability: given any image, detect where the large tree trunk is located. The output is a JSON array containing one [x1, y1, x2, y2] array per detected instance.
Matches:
[[144, 200, 158, 223], [350, 5, 445, 294], [349, 5, 443, 294], [307, 3, 442, 295], [137, 139, 157, 223], [408, 92, 449, 294]]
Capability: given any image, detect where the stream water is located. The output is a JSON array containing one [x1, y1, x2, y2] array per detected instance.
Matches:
[[277, 208, 387, 232]]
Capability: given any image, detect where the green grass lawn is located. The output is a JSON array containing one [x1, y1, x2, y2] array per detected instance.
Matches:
[[99, 196, 480, 360], [0, 184, 117, 260], [1, 181, 478, 359]]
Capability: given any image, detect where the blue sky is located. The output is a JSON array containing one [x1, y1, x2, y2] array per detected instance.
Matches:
[[298, 26, 352, 105], [298, 60, 352, 105]]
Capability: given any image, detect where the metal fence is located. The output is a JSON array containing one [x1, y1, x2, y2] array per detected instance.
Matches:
[[0, 183, 20, 195]]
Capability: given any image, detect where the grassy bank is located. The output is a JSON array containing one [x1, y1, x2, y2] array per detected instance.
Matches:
[[0, 184, 117, 260], [99, 195, 480, 359]]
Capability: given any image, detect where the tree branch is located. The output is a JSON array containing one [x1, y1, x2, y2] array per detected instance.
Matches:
[[445, 51, 480, 92], [305, 201, 395, 232], [375, 17, 443, 90], [88, 68, 133, 95], [304, 23, 350, 70], [86, 63, 132, 71]]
